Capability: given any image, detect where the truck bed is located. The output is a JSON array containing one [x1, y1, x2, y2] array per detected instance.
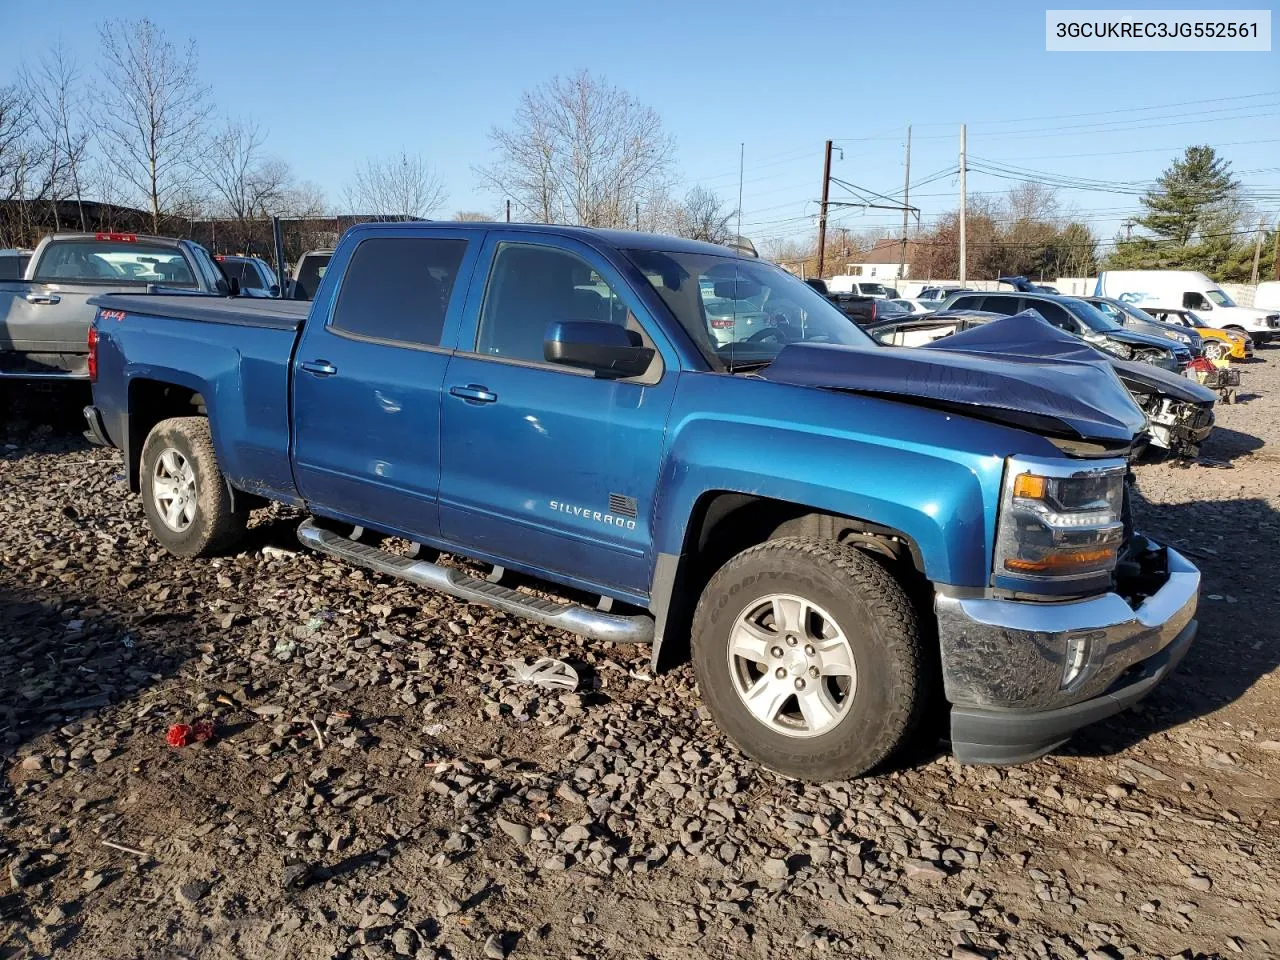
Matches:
[[89, 293, 310, 330]]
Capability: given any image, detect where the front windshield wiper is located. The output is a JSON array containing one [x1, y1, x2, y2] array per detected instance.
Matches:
[[725, 358, 774, 373]]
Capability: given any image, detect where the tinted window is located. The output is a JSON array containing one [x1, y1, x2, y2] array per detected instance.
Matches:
[[476, 243, 630, 362], [949, 295, 985, 311], [293, 253, 331, 300], [33, 240, 196, 286], [330, 237, 466, 347], [219, 258, 270, 291], [1026, 300, 1075, 330], [1183, 291, 1210, 310], [981, 295, 1022, 315], [0, 254, 25, 280], [857, 282, 889, 297]]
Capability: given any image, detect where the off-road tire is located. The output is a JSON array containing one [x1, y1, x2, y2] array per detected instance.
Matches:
[[691, 536, 925, 781], [140, 417, 247, 557]]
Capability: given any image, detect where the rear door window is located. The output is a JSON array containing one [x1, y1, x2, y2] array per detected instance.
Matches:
[[981, 295, 1022, 315], [949, 294, 985, 311], [330, 237, 467, 348]]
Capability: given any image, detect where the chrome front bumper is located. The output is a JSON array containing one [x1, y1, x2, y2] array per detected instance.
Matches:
[[935, 545, 1200, 763]]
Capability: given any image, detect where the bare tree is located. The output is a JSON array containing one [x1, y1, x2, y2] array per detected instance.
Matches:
[[199, 118, 296, 221], [96, 18, 211, 233], [343, 151, 446, 219], [277, 179, 329, 218], [452, 210, 492, 222], [478, 70, 675, 227], [673, 186, 738, 243], [20, 43, 91, 232]]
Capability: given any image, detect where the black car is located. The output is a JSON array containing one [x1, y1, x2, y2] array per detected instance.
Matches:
[[944, 291, 1191, 372]]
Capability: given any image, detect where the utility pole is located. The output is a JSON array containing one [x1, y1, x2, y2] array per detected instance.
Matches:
[[899, 125, 912, 281], [1250, 216, 1266, 284], [635, 201, 640, 231], [958, 124, 967, 285], [1274, 218, 1279, 282], [505, 199, 510, 223], [817, 139, 833, 279]]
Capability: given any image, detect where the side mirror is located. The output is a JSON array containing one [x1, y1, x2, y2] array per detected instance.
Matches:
[[544, 320, 655, 379], [217, 276, 241, 297], [268, 283, 281, 298], [713, 278, 762, 300]]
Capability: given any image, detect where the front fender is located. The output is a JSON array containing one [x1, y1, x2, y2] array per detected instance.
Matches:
[[655, 374, 1062, 587]]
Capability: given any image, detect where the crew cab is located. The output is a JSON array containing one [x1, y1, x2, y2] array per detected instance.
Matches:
[[0, 232, 234, 379], [86, 222, 1200, 781]]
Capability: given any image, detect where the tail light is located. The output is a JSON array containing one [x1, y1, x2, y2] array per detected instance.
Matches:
[[869, 301, 877, 323], [87, 325, 98, 383], [710, 318, 735, 329]]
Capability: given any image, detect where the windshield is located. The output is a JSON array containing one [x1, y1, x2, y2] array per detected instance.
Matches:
[[1062, 297, 1120, 333], [1104, 298, 1160, 325], [858, 282, 890, 297], [625, 249, 872, 369], [1206, 289, 1236, 307]]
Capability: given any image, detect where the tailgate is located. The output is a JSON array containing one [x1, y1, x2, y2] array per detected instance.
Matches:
[[0, 283, 102, 352]]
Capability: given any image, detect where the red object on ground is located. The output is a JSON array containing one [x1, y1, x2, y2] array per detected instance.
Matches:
[[166, 724, 192, 747]]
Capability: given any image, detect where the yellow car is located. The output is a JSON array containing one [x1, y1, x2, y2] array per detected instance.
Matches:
[[1143, 307, 1253, 360]]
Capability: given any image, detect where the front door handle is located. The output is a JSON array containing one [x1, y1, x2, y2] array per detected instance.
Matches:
[[300, 359, 337, 377], [449, 384, 498, 404], [25, 293, 60, 305]]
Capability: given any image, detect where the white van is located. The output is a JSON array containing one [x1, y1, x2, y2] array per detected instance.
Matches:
[[1095, 270, 1280, 344], [825, 276, 896, 298], [1256, 280, 1280, 311]]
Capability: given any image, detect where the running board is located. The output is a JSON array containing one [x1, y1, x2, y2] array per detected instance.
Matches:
[[297, 519, 654, 646]]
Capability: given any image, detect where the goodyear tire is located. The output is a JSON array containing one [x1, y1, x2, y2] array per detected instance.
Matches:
[[691, 537, 925, 781], [139, 417, 247, 557]]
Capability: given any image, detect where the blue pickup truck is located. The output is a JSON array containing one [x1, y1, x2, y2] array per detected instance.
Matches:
[[84, 222, 1200, 781]]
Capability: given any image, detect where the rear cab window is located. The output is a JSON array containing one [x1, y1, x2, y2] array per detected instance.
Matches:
[[330, 237, 468, 348], [32, 237, 196, 287]]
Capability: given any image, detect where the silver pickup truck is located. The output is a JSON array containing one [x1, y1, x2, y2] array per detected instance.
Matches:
[[0, 232, 232, 379]]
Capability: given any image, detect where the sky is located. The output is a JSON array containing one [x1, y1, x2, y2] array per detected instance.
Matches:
[[2, 0, 1277, 253]]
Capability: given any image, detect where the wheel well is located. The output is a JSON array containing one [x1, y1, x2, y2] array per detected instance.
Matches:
[[126, 380, 207, 491], [654, 492, 932, 671]]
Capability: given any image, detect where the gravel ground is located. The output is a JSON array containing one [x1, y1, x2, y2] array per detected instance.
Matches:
[[2, 358, 1279, 960]]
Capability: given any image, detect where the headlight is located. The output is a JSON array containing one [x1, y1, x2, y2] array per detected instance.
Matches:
[[993, 458, 1126, 587], [1107, 341, 1134, 359]]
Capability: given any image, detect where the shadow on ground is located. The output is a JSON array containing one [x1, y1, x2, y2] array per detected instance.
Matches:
[[1067, 481, 1280, 757]]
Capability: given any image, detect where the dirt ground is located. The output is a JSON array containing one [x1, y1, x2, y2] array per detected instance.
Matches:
[[2, 355, 1279, 960]]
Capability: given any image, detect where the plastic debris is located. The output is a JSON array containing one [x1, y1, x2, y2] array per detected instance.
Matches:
[[505, 657, 580, 692], [423, 722, 447, 737], [166, 720, 215, 747]]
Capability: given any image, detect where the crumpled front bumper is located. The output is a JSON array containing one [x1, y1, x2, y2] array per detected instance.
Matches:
[[935, 545, 1200, 764]]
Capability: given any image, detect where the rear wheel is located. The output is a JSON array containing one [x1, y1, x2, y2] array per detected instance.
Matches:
[[140, 417, 247, 557], [691, 536, 926, 780]]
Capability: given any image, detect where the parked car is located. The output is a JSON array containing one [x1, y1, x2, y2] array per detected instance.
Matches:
[[1095, 270, 1280, 344], [826, 277, 895, 298], [288, 249, 332, 300], [917, 284, 971, 301], [86, 221, 1200, 781], [944, 291, 1192, 372], [1080, 296, 1203, 356], [887, 298, 932, 315], [0, 248, 32, 280], [215, 255, 280, 297], [867, 309, 1217, 461], [0, 232, 236, 380], [1138, 306, 1252, 361]]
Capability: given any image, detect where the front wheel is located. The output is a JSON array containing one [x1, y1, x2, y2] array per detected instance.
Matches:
[[140, 417, 248, 557], [691, 537, 926, 780], [1203, 340, 1226, 361]]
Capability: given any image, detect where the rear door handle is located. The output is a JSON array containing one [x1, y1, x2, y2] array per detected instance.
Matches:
[[300, 359, 337, 377], [449, 384, 498, 404], [25, 293, 60, 305]]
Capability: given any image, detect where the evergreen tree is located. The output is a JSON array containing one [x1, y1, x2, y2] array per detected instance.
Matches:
[[1134, 145, 1238, 246]]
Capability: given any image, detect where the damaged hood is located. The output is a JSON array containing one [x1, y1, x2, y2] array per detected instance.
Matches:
[[1110, 358, 1217, 404], [763, 312, 1147, 444]]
